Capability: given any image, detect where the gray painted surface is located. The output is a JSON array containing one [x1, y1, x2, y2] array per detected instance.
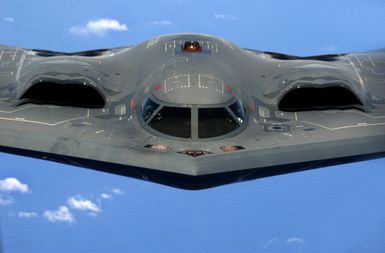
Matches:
[[0, 33, 384, 189]]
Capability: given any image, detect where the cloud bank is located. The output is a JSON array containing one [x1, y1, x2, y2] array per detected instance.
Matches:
[[68, 196, 101, 215], [111, 188, 123, 195], [260, 238, 277, 249], [149, 20, 172, 26], [214, 14, 237, 20], [100, 193, 112, 199], [0, 177, 29, 193], [69, 18, 128, 36], [14, 186, 123, 224], [287, 237, 305, 245], [18, 212, 38, 218], [260, 236, 305, 249], [43, 206, 74, 223]]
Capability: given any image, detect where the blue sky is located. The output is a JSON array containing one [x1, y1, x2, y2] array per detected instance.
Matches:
[[1, 0, 385, 252]]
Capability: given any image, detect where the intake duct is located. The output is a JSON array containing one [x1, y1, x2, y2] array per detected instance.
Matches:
[[278, 86, 363, 111], [32, 49, 109, 57], [20, 82, 105, 108]]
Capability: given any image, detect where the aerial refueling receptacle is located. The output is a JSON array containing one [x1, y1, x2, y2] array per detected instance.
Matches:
[[182, 41, 202, 52]]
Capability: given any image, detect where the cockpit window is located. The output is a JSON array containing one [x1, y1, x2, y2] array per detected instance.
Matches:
[[198, 108, 239, 139], [141, 97, 159, 121], [229, 101, 245, 124], [141, 98, 246, 139], [149, 106, 191, 138]]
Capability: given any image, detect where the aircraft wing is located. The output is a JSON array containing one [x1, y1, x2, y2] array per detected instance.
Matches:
[[0, 34, 384, 189]]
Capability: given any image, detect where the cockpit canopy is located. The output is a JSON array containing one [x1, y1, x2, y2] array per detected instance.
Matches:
[[140, 97, 246, 139]]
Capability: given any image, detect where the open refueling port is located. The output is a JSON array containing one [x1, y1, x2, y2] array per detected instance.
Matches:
[[182, 41, 202, 52]]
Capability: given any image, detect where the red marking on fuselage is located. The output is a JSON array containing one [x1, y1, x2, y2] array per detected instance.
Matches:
[[249, 100, 255, 112], [225, 85, 233, 93], [154, 84, 161, 92]]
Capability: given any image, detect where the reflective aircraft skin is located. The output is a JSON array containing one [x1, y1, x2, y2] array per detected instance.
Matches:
[[0, 33, 384, 189]]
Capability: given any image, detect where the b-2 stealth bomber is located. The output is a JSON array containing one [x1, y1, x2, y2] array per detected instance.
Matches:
[[0, 33, 384, 189]]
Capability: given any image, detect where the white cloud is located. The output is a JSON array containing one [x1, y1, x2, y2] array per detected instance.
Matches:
[[100, 193, 112, 199], [69, 18, 128, 36], [260, 238, 277, 249], [111, 188, 123, 195], [18, 212, 38, 218], [3, 17, 15, 23], [214, 14, 237, 20], [43, 206, 74, 223], [88, 212, 99, 217], [0, 195, 13, 206], [287, 237, 305, 245], [0, 178, 29, 193], [68, 196, 101, 214], [149, 20, 172, 26]]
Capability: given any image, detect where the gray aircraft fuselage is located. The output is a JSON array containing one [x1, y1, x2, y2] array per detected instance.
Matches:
[[0, 33, 384, 189]]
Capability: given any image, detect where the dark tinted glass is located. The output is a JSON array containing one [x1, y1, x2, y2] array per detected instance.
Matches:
[[198, 108, 239, 138], [149, 106, 191, 138], [141, 97, 159, 121], [229, 101, 245, 123]]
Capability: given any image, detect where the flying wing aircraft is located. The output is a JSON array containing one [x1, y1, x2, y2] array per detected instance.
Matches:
[[0, 33, 384, 189]]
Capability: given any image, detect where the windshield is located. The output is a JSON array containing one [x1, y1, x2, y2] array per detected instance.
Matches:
[[141, 97, 159, 121], [149, 106, 192, 138], [198, 107, 239, 138], [141, 101, 244, 139], [229, 100, 245, 124]]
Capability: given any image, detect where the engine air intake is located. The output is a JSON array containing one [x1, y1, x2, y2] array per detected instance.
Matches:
[[20, 82, 105, 108], [278, 87, 363, 112]]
